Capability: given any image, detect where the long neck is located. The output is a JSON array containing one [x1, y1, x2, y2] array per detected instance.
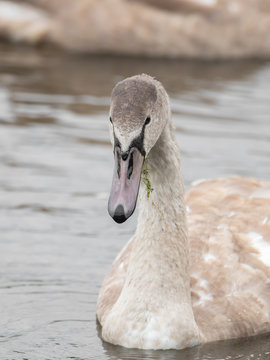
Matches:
[[128, 118, 191, 304], [139, 120, 187, 240]]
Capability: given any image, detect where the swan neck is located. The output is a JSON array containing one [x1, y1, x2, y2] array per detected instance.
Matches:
[[132, 119, 190, 296], [138, 120, 186, 232]]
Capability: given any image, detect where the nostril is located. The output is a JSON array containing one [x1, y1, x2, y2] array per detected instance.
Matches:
[[113, 204, 127, 223], [127, 152, 133, 179], [122, 152, 128, 161], [116, 147, 121, 178]]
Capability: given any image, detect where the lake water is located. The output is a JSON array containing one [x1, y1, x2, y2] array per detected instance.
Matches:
[[0, 43, 270, 360]]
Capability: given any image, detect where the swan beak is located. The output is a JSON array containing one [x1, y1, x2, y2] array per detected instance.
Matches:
[[108, 147, 144, 223]]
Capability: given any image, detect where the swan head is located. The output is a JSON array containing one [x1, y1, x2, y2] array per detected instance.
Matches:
[[108, 74, 170, 223]]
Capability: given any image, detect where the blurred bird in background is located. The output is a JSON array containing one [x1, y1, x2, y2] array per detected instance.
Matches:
[[0, 0, 270, 59]]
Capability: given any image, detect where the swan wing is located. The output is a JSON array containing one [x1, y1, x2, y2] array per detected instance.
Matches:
[[188, 177, 270, 342]]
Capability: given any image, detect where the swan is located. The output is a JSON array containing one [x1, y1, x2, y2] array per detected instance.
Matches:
[[97, 74, 270, 350], [1, 0, 270, 59]]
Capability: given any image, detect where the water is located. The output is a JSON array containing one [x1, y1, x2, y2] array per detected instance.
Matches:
[[0, 43, 270, 360]]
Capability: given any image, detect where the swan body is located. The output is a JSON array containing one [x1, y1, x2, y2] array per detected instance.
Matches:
[[97, 74, 270, 350], [1, 0, 270, 59]]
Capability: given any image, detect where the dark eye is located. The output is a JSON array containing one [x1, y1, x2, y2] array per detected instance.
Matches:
[[109, 116, 112, 124], [145, 116, 151, 125]]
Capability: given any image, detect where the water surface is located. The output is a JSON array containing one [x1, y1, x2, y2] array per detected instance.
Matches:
[[0, 44, 270, 359]]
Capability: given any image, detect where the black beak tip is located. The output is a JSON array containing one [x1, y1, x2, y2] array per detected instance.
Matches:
[[112, 204, 127, 224]]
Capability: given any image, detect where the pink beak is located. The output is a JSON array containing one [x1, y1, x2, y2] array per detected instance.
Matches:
[[108, 147, 144, 223]]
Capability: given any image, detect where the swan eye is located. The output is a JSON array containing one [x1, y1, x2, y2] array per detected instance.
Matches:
[[145, 116, 151, 125], [109, 116, 112, 124]]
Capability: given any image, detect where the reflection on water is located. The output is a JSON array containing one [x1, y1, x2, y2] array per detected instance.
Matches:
[[101, 331, 270, 360], [0, 43, 270, 359]]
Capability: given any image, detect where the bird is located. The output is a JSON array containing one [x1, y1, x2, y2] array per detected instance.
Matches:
[[97, 74, 270, 350], [1, 0, 270, 59]]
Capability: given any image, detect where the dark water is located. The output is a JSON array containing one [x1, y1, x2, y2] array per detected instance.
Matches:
[[0, 43, 270, 360]]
